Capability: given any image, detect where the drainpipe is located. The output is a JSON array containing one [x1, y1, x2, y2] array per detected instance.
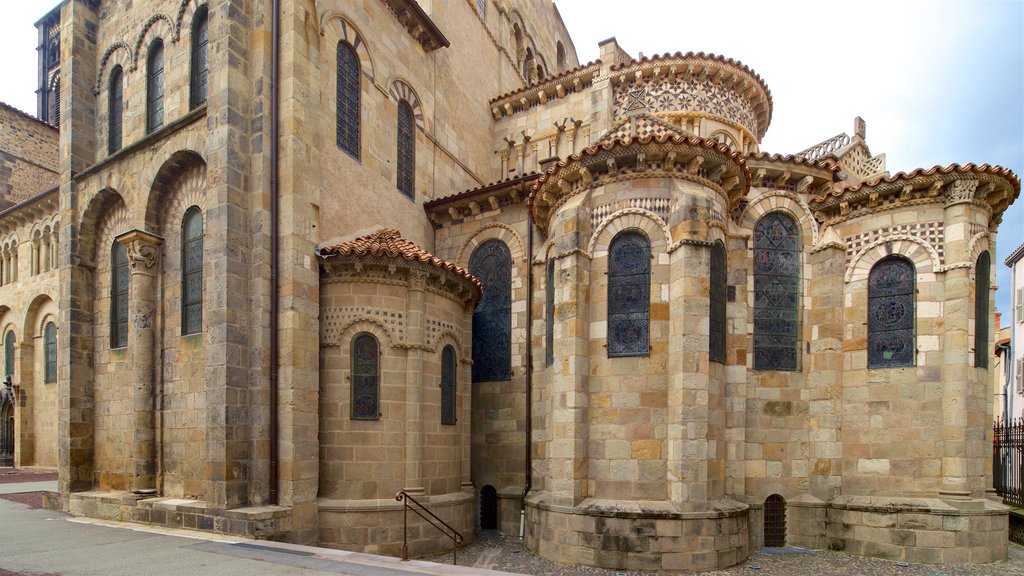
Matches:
[[269, 0, 281, 505], [520, 186, 534, 538]]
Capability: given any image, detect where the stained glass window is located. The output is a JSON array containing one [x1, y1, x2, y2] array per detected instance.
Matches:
[[3, 331, 13, 379], [709, 241, 727, 363], [108, 65, 123, 154], [182, 207, 203, 335], [190, 6, 209, 109], [44, 322, 57, 384], [975, 251, 990, 369], [111, 242, 129, 349], [868, 257, 915, 368], [608, 231, 650, 357], [336, 42, 360, 160], [397, 100, 415, 199], [545, 259, 554, 367], [476, 0, 486, 17], [441, 345, 456, 425], [146, 40, 165, 133], [470, 240, 511, 382], [753, 212, 801, 371], [351, 333, 379, 420]]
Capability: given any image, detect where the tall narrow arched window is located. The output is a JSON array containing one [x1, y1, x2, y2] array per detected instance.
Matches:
[[44, 322, 57, 384], [48, 75, 60, 128], [545, 259, 555, 367], [975, 251, 991, 368], [607, 230, 650, 357], [3, 331, 14, 379], [146, 39, 165, 133], [868, 256, 915, 368], [336, 42, 361, 160], [351, 333, 379, 420], [470, 240, 511, 382], [190, 6, 209, 109], [181, 207, 203, 335], [396, 100, 415, 199], [556, 41, 566, 70], [709, 241, 727, 363], [108, 65, 123, 154], [110, 242, 129, 349], [441, 345, 456, 425], [753, 212, 801, 371]]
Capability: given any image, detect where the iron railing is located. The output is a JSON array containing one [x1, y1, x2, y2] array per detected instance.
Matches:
[[395, 490, 463, 565], [994, 417, 1024, 508]]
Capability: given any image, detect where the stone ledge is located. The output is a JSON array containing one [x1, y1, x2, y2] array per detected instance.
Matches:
[[830, 495, 1008, 517], [526, 492, 749, 519], [318, 490, 473, 513]]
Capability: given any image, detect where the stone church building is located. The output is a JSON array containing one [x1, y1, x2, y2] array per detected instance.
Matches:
[[0, 0, 1018, 571]]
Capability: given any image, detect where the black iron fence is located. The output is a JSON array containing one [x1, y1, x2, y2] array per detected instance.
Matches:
[[994, 417, 1024, 508]]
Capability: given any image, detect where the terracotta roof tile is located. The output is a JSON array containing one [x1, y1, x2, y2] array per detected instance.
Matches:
[[488, 60, 601, 105], [745, 151, 837, 172], [424, 172, 540, 209], [319, 228, 481, 297], [809, 163, 1020, 205]]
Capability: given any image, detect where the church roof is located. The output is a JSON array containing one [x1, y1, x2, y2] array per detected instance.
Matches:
[[319, 228, 481, 295], [809, 163, 1020, 205]]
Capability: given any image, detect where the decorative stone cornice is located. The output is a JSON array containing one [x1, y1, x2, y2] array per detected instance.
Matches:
[[809, 164, 1019, 226], [528, 135, 749, 233], [424, 173, 538, 227], [489, 62, 602, 119], [377, 0, 450, 52]]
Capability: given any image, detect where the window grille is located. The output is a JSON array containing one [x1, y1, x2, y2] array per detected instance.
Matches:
[[607, 231, 650, 357], [975, 252, 990, 368], [441, 346, 456, 425], [476, 0, 486, 17], [470, 240, 511, 382], [182, 207, 203, 335], [44, 322, 57, 383], [146, 40, 165, 132], [396, 100, 415, 199], [709, 241, 727, 363], [351, 333, 379, 420], [336, 42, 361, 159], [753, 212, 800, 371], [190, 7, 209, 109], [867, 257, 915, 368], [111, 242, 129, 348], [108, 66, 123, 154]]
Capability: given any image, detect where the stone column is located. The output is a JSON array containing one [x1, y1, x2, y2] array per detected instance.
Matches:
[[15, 341, 35, 466], [404, 271, 427, 496], [117, 229, 163, 494], [939, 180, 975, 499]]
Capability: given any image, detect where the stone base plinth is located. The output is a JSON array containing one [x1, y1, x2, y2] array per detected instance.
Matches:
[[50, 491, 291, 539], [317, 490, 475, 558], [525, 493, 750, 572], [826, 495, 1008, 564]]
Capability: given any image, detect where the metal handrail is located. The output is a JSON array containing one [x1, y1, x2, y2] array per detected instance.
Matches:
[[395, 490, 464, 564]]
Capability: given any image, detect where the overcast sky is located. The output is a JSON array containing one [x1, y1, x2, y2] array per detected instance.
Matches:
[[0, 1, 1021, 314]]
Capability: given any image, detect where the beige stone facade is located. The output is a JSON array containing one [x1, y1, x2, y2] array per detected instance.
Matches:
[[0, 0, 1017, 572]]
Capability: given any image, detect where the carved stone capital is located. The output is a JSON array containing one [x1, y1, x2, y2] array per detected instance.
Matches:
[[944, 179, 978, 207], [116, 229, 164, 273]]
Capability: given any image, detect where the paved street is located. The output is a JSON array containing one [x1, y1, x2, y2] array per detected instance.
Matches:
[[1, 472, 1022, 576]]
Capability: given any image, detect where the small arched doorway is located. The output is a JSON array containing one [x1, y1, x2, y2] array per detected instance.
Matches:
[[764, 494, 786, 547], [480, 484, 498, 530], [0, 378, 14, 467]]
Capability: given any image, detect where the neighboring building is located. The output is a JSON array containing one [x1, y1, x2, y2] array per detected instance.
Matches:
[[1006, 242, 1024, 421], [0, 0, 1017, 572], [993, 312, 1012, 421]]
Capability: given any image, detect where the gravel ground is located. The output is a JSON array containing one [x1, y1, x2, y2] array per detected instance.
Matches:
[[424, 531, 1024, 576]]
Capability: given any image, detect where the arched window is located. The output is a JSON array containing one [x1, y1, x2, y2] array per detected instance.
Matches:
[[545, 259, 555, 367], [48, 75, 60, 128], [709, 241, 727, 363], [351, 332, 379, 420], [108, 65, 123, 154], [396, 100, 415, 199], [181, 207, 203, 335], [3, 331, 14, 379], [868, 256, 915, 368], [336, 42, 361, 160], [441, 345, 456, 425], [110, 242, 129, 349], [556, 41, 566, 70], [146, 39, 165, 133], [44, 322, 57, 384], [975, 251, 991, 369], [190, 6, 209, 109], [607, 230, 650, 357], [470, 240, 511, 382], [753, 212, 801, 371]]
